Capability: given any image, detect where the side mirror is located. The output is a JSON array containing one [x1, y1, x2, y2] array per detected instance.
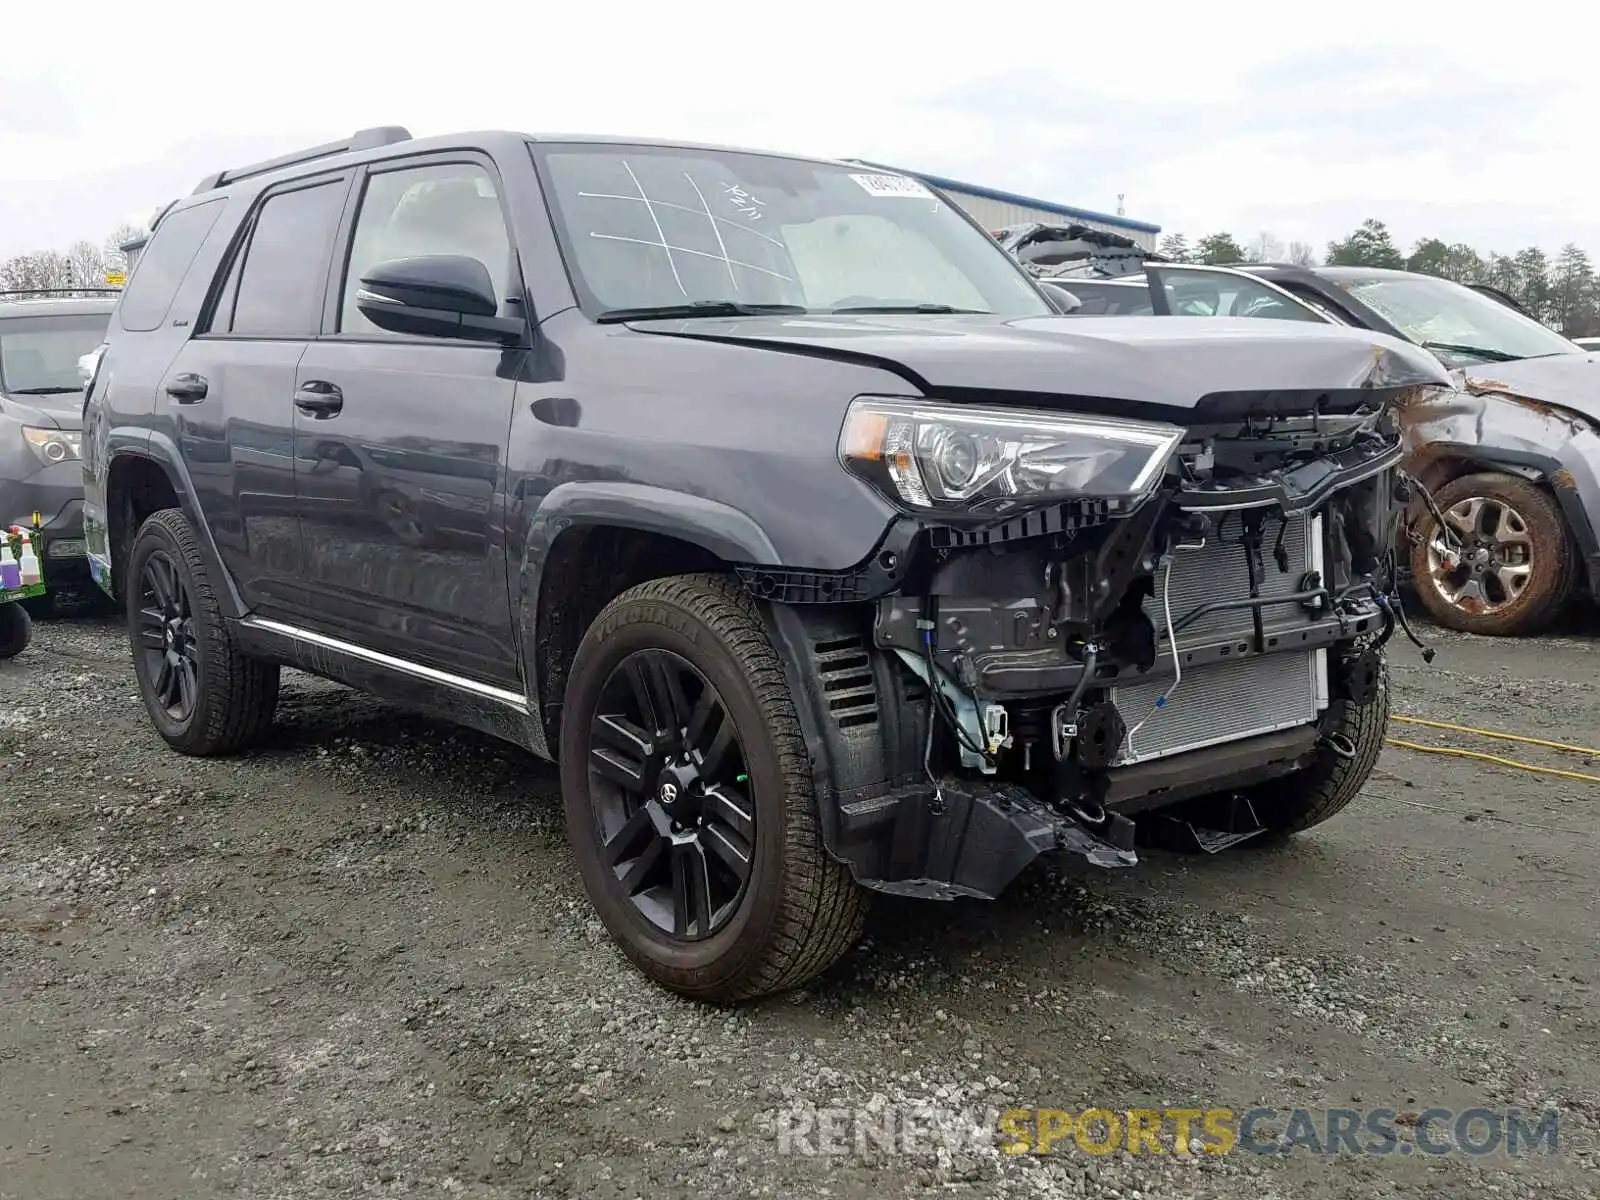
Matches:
[[354, 255, 525, 343], [1040, 283, 1083, 314]]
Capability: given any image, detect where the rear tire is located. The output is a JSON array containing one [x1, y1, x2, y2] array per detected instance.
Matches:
[[0, 603, 31, 659], [1247, 650, 1390, 836], [559, 573, 868, 1003], [127, 509, 279, 755], [1408, 472, 1573, 636]]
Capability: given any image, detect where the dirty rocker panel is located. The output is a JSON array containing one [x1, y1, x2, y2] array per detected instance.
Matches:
[[233, 616, 535, 748]]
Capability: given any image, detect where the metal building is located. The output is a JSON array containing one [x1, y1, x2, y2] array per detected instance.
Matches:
[[850, 161, 1161, 252]]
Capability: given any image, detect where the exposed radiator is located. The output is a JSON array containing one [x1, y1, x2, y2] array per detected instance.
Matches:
[[1110, 512, 1327, 766], [1150, 513, 1313, 641], [1112, 650, 1321, 765]]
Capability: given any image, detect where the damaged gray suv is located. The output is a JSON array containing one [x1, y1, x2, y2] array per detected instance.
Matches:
[[82, 128, 1450, 1002]]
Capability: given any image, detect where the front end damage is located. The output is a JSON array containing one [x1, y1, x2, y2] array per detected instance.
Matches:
[[756, 353, 1449, 901]]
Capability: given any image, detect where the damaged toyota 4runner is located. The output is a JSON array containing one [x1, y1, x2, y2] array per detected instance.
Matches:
[[82, 128, 1451, 1002]]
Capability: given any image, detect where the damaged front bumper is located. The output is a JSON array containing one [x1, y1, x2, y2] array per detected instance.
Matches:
[[764, 417, 1406, 901]]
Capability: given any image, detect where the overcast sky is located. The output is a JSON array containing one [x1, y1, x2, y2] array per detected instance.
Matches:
[[3, 2, 1597, 262]]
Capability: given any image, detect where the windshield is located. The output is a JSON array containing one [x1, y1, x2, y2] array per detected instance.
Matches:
[[531, 143, 1052, 318], [0, 313, 112, 394], [1341, 275, 1581, 364]]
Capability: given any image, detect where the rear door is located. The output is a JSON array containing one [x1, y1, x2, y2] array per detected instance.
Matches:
[[291, 153, 523, 688], [168, 172, 352, 621]]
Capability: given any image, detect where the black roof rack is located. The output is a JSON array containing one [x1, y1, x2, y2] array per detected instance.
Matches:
[[0, 288, 122, 298], [191, 125, 412, 194]]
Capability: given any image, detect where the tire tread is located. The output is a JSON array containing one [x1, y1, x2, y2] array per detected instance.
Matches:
[[578, 573, 867, 1002], [1253, 656, 1390, 835], [130, 509, 278, 756]]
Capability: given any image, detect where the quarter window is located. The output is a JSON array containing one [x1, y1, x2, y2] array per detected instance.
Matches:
[[117, 199, 224, 333], [339, 163, 513, 336]]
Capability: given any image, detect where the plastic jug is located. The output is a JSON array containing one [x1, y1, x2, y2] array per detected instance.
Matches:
[[18, 539, 40, 587]]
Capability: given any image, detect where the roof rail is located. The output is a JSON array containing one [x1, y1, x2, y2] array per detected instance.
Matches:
[[0, 288, 123, 298], [191, 125, 413, 194]]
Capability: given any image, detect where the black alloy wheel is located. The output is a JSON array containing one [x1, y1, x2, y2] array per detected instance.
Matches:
[[136, 550, 199, 722], [125, 508, 280, 756], [559, 573, 868, 1003], [587, 648, 755, 941]]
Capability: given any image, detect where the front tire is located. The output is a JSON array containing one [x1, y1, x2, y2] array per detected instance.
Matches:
[[1408, 472, 1574, 636], [1247, 649, 1390, 836], [127, 509, 280, 755], [559, 573, 868, 1003]]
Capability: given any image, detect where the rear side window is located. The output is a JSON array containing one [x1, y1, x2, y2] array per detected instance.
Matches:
[[117, 200, 225, 333], [221, 180, 347, 338]]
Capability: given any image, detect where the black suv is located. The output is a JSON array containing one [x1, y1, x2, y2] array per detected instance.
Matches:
[[83, 127, 1450, 1002], [0, 290, 119, 588]]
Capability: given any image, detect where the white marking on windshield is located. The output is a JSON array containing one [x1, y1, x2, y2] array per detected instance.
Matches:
[[574, 189, 785, 249], [682, 173, 739, 292], [586, 233, 795, 283], [620, 159, 687, 297]]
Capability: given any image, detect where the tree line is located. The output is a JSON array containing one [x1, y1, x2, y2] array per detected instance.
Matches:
[[1153, 220, 1600, 338], [0, 225, 144, 297]]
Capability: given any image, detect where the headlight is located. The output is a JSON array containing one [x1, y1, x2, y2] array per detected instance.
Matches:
[[839, 397, 1184, 517], [23, 427, 82, 466]]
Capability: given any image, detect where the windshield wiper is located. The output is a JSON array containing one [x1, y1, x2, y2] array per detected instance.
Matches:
[[828, 303, 990, 314], [1420, 341, 1521, 364], [595, 301, 807, 323], [6, 386, 82, 395]]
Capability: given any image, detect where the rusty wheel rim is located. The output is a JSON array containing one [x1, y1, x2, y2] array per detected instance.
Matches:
[[1424, 495, 1535, 615]]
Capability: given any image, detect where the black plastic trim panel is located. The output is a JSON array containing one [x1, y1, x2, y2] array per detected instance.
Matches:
[[1178, 438, 1402, 514], [926, 497, 1112, 550], [739, 519, 920, 604]]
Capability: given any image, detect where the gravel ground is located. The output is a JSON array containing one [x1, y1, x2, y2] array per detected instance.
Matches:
[[3, 592, 1599, 1200]]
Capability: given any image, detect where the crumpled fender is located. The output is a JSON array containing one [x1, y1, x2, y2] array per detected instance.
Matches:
[[1395, 383, 1600, 598]]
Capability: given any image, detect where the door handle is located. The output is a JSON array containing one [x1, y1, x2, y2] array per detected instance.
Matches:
[[294, 381, 343, 418], [165, 373, 208, 403]]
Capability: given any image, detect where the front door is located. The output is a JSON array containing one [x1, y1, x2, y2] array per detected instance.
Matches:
[[293, 155, 522, 688]]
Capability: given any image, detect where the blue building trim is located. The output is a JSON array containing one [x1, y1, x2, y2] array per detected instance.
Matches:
[[849, 160, 1161, 236]]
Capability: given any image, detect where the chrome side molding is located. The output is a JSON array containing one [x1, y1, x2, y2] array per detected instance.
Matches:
[[242, 617, 529, 713]]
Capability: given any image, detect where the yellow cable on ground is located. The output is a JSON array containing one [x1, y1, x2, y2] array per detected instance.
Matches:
[[1390, 715, 1600, 758], [1384, 737, 1600, 785]]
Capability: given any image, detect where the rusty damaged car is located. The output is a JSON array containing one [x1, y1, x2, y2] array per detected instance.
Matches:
[[1038, 257, 1600, 637]]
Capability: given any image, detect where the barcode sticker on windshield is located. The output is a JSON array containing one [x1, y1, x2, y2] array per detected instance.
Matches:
[[849, 172, 934, 199]]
